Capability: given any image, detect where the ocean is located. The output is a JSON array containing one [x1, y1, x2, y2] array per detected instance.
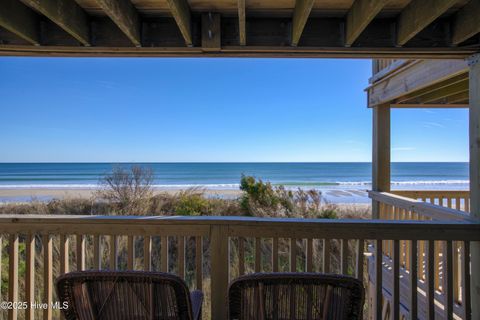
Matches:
[[0, 162, 469, 191]]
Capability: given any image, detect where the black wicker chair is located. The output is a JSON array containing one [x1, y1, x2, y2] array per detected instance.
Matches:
[[56, 271, 203, 320], [228, 273, 364, 320]]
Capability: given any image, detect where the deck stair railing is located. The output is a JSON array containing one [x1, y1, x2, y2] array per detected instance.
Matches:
[[369, 190, 475, 320]]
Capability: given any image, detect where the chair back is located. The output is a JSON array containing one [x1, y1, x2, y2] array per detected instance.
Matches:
[[56, 271, 195, 320], [228, 273, 364, 320]]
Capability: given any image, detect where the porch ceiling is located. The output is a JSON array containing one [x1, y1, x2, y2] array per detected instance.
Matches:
[[0, 0, 479, 58]]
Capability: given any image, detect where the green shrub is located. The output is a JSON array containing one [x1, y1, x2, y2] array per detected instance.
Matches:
[[174, 190, 211, 216]]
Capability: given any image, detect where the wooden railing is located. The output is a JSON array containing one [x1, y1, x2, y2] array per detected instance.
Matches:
[[369, 191, 476, 319], [392, 190, 470, 213], [0, 215, 479, 320]]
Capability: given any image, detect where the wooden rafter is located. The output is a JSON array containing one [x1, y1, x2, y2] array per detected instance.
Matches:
[[95, 0, 141, 47], [0, 0, 39, 45], [410, 80, 469, 104], [291, 0, 315, 46], [452, 0, 480, 45], [395, 73, 468, 104], [238, 0, 246, 46], [396, 0, 458, 46], [166, 0, 192, 46], [345, 0, 389, 46], [22, 0, 90, 46]]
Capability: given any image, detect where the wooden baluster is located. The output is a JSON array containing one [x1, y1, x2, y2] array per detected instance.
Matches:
[[127, 235, 134, 270], [43, 234, 53, 320], [8, 234, 19, 320], [161, 236, 168, 272], [306, 238, 313, 272], [462, 241, 471, 320], [447, 197, 452, 209], [109, 235, 117, 270], [239, 237, 246, 275], [393, 240, 400, 320], [195, 236, 203, 290], [323, 239, 330, 273], [341, 239, 348, 275], [60, 235, 69, 274], [464, 197, 470, 212], [445, 241, 454, 320], [375, 239, 383, 320], [178, 236, 185, 279], [94, 234, 101, 269], [455, 197, 461, 211], [26, 234, 35, 320], [453, 241, 461, 303], [144, 235, 152, 271], [356, 239, 364, 280], [435, 241, 440, 291], [76, 234, 85, 271], [290, 238, 297, 272], [255, 237, 261, 272], [410, 240, 418, 320], [426, 240, 435, 319], [272, 237, 278, 272]]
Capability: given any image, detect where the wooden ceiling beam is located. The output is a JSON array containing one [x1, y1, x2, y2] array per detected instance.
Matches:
[[23, 0, 90, 46], [95, 0, 141, 47], [238, 0, 246, 46], [291, 0, 315, 46], [345, 0, 389, 46], [396, 0, 458, 46], [166, 0, 192, 46], [452, 0, 480, 45], [0, 0, 40, 45]]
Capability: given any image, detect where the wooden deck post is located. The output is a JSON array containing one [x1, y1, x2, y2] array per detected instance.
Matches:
[[468, 53, 480, 320], [210, 225, 229, 319], [372, 105, 391, 219]]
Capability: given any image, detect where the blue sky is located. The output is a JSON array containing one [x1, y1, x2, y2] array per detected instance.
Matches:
[[0, 57, 468, 162]]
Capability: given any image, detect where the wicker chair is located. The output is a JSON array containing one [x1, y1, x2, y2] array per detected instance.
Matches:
[[228, 273, 364, 320], [56, 271, 203, 320]]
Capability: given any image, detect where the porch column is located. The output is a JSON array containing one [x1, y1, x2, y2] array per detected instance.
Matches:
[[468, 53, 480, 319], [372, 105, 391, 219]]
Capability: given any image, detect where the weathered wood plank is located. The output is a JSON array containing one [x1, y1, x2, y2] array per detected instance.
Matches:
[[95, 0, 141, 47], [237, 0, 246, 45], [144, 235, 151, 271], [76, 234, 85, 270], [372, 106, 390, 219], [93, 234, 101, 269], [291, 0, 315, 46], [306, 238, 313, 272], [272, 237, 278, 272], [396, 0, 458, 46], [195, 236, 203, 289], [410, 240, 418, 320], [178, 236, 185, 278], [23, 0, 90, 45], [109, 235, 117, 270], [0, 0, 39, 45], [345, 0, 388, 46], [166, 0, 192, 46], [469, 54, 480, 320], [127, 235, 134, 270], [26, 234, 35, 320], [202, 13, 221, 51], [8, 234, 18, 320], [239, 237, 245, 274], [255, 237, 261, 272], [290, 238, 297, 271], [368, 60, 468, 107], [452, 0, 480, 45], [375, 240, 383, 320], [161, 236, 168, 272], [43, 234, 53, 320], [210, 225, 229, 319]]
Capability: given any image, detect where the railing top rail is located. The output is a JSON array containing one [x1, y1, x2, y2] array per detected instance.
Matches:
[[369, 191, 475, 222], [0, 214, 479, 241]]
